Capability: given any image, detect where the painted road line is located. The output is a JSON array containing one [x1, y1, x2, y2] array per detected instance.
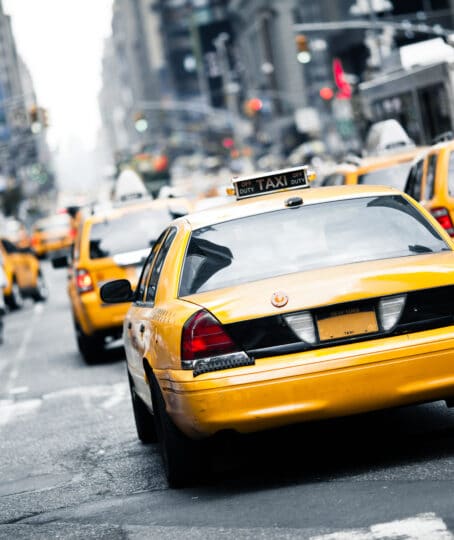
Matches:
[[0, 399, 42, 428], [310, 513, 453, 540], [0, 303, 45, 430]]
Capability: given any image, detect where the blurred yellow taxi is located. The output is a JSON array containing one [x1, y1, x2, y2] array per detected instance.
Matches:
[[67, 198, 191, 363], [321, 147, 425, 190], [31, 212, 75, 259], [0, 237, 48, 309], [102, 165, 454, 486], [405, 137, 454, 237]]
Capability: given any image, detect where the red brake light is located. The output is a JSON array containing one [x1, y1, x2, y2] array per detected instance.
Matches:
[[69, 228, 77, 239], [181, 310, 238, 363], [76, 269, 94, 293], [431, 207, 454, 236]]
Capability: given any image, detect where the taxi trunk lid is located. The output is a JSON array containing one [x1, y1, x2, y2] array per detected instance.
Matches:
[[184, 252, 454, 324], [183, 252, 454, 356]]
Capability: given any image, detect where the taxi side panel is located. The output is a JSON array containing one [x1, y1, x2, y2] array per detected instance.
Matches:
[[126, 223, 196, 408]]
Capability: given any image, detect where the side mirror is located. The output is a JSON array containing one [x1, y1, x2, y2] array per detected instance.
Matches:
[[100, 279, 135, 304], [51, 255, 69, 269]]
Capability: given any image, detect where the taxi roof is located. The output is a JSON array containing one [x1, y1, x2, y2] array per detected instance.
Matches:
[[182, 184, 402, 230], [335, 146, 427, 174], [425, 138, 454, 152]]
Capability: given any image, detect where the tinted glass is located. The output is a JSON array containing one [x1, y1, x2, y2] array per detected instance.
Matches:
[[357, 162, 412, 190], [424, 154, 437, 200], [405, 159, 424, 200], [145, 229, 176, 303], [1, 239, 18, 254], [448, 152, 454, 197], [180, 195, 449, 296], [89, 209, 172, 259], [135, 229, 169, 301]]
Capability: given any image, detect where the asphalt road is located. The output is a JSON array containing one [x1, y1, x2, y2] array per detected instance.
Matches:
[[2, 264, 454, 539]]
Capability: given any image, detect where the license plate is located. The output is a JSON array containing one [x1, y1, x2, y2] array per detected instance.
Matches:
[[317, 309, 378, 341]]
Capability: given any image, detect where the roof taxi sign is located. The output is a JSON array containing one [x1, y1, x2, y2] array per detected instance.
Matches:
[[232, 166, 314, 200]]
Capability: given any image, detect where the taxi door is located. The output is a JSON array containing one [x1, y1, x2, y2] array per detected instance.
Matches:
[[125, 229, 175, 406]]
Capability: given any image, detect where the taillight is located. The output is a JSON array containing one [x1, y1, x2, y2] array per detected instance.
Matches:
[[76, 269, 94, 293], [431, 207, 454, 236], [69, 228, 77, 240], [31, 236, 39, 247], [181, 310, 253, 375]]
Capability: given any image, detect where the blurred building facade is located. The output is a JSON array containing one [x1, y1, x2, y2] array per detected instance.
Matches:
[[99, 0, 454, 165], [0, 0, 54, 216], [99, 0, 164, 163]]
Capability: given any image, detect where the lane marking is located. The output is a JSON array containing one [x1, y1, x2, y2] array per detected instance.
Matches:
[[7, 303, 42, 389], [0, 303, 45, 430], [101, 382, 128, 409], [0, 399, 42, 428], [311, 513, 453, 540], [34, 303, 44, 315], [43, 382, 128, 412]]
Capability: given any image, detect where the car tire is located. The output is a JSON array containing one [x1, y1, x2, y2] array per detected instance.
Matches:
[[150, 375, 204, 488], [6, 278, 24, 310], [128, 373, 158, 443], [74, 321, 103, 364], [31, 271, 49, 302]]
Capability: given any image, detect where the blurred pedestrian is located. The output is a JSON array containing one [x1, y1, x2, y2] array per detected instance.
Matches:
[[0, 251, 6, 344]]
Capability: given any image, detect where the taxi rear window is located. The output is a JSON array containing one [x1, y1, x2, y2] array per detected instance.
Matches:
[[358, 162, 412, 190], [179, 195, 449, 296], [89, 208, 172, 259]]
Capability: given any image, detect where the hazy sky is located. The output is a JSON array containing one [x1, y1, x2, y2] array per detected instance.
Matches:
[[3, 0, 113, 149]]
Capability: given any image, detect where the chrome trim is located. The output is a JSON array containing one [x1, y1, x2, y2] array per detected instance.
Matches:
[[182, 351, 251, 371]]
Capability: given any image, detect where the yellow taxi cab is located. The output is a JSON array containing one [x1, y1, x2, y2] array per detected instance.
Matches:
[[321, 146, 425, 190], [405, 136, 454, 237], [101, 165, 454, 486], [31, 212, 75, 259], [0, 237, 48, 309], [66, 198, 191, 363]]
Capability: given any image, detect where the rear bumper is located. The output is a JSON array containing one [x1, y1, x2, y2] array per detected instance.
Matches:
[[77, 291, 129, 335], [158, 327, 454, 438]]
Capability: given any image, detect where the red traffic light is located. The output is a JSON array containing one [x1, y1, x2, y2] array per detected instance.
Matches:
[[248, 98, 263, 112], [222, 137, 235, 149], [244, 98, 263, 117], [319, 87, 334, 101]]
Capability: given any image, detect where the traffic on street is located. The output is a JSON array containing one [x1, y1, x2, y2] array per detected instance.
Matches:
[[3, 261, 454, 538], [4, 0, 454, 538]]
